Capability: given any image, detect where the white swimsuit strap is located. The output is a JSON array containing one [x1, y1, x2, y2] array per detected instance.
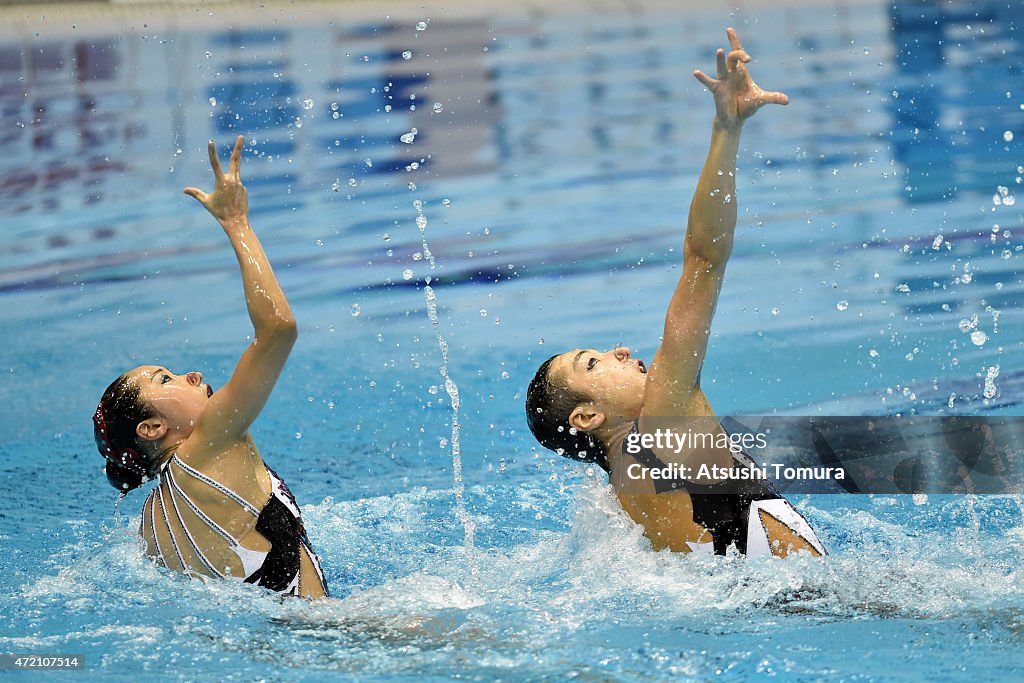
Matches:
[[170, 455, 261, 516], [160, 471, 226, 579], [164, 466, 240, 548], [163, 460, 268, 580], [155, 482, 188, 574], [144, 491, 168, 569]]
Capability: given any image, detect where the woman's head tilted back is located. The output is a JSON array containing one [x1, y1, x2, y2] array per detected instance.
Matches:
[[94, 372, 158, 493], [525, 354, 610, 471], [95, 366, 213, 491]]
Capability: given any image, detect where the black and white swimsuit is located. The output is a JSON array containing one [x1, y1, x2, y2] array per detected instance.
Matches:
[[142, 454, 328, 596], [621, 420, 826, 557]]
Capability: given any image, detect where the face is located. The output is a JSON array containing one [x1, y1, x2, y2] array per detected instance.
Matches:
[[128, 365, 212, 441], [551, 347, 647, 418]]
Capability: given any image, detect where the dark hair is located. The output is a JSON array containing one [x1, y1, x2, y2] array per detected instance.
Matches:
[[93, 373, 158, 493], [525, 354, 609, 471]]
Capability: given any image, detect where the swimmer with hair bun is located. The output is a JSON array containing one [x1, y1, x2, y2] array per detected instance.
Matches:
[[526, 29, 827, 557], [94, 136, 328, 597]]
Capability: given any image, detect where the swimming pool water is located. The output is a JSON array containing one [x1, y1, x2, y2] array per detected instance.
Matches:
[[1, 0, 1023, 680]]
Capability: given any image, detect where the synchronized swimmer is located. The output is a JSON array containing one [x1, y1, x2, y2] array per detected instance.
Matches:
[[93, 27, 823, 602], [525, 28, 827, 558], [93, 136, 328, 598]]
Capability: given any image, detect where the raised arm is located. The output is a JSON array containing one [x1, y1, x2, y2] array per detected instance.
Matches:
[[183, 135, 297, 451], [642, 28, 788, 417]]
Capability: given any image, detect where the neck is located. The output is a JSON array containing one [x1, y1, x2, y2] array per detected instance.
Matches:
[[151, 440, 182, 470], [594, 414, 637, 454]]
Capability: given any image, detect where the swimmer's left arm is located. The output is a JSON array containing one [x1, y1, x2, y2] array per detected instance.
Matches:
[[183, 136, 297, 455], [643, 28, 787, 417]]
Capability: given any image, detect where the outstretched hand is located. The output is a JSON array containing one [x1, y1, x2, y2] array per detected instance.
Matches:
[[693, 28, 788, 130], [184, 135, 249, 226]]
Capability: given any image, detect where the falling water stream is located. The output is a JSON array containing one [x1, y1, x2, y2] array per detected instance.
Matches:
[[414, 198, 477, 557]]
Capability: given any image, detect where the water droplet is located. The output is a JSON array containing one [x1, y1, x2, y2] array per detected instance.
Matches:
[[1004, 130, 1014, 142], [932, 235, 944, 250], [442, 198, 451, 207], [204, 50, 212, 59], [439, 437, 448, 448], [432, 102, 443, 113], [382, 233, 391, 242], [403, 269, 414, 280], [770, 307, 780, 316], [836, 300, 849, 311], [350, 303, 361, 317], [984, 365, 1000, 398], [501, 371, 510, 380], [348, 178, 357, 187], [295, 432, 303, 439], [479, 309, 487, 317], [416, 20, 428, 30], [400, 128, 418, 144], [869, 349, 879, 357], [895, 283, 910, 293], [416, 215, 427, 230], [208, 97, 217, 106], [428, 385, 439, 395], [1002, 249, 1012, 259], [402, 50, 413, 60], [971, 330, 988, 346], [302, 98, 314, 110]]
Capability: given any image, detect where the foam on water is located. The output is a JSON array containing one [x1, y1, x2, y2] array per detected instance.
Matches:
[[7, 483, 1023, 682]]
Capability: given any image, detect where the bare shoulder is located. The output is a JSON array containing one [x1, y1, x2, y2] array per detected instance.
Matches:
[[173, 434, 271, 501]]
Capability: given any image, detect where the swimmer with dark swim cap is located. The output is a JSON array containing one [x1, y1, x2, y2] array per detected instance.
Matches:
[[526, 28, 826, 557], [94, 136, 328, 597]]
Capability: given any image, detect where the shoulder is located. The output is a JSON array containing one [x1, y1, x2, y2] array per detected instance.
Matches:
[[173, 436, 270, 497]]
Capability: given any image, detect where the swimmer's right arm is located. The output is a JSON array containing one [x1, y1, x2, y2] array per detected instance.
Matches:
[[183, 135, 297, 451], [643, 28, 787, 418]]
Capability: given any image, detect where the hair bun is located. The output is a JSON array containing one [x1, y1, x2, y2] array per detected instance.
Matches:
[[104, 460, 147, 492]]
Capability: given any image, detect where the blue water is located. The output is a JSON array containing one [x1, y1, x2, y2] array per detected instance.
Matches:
[[1, 0, 1023, 680]]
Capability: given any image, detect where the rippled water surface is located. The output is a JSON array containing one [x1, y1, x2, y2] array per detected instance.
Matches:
[[1, 0, 1023, 680]]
